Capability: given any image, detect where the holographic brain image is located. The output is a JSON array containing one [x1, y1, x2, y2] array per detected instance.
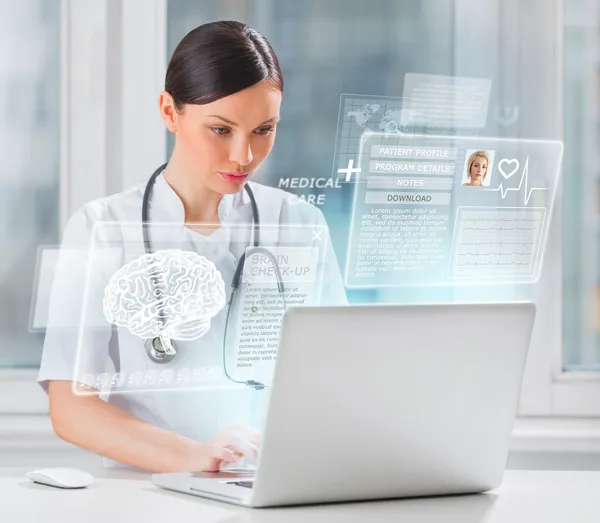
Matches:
[[103, 249, 226, 344]]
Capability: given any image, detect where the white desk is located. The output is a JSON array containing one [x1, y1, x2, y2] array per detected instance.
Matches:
[[1, 468, 600, 522]]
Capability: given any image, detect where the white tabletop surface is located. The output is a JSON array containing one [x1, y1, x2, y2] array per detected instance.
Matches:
[[1, 466, 600, 522]]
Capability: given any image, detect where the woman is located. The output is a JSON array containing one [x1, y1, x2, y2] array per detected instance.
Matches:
[[462, 150, 489, 186], [39, 21, 346, 473]]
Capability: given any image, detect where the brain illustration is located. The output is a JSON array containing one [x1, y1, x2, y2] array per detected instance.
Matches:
[[103, 249, 226, 342]]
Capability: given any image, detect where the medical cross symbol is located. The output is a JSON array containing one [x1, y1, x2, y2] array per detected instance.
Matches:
[[337, 159, 361, 182]]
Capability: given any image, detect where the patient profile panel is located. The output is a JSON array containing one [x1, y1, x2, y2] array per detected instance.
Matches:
[[345, 133, 562, 287]]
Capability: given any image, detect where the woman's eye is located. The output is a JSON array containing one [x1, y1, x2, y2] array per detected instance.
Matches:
[[210, 127, 230, 135], [254, 126, 274, 136]]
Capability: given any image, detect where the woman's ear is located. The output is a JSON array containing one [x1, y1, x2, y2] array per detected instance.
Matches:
[[158, 91, 179, 133]]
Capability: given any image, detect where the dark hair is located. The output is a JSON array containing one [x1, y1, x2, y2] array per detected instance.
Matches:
[[165, 21, 283, 111]]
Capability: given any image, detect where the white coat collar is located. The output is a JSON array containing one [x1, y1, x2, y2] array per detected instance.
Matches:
[[149, 173, 248, 224], [148, 174, 284, 230]]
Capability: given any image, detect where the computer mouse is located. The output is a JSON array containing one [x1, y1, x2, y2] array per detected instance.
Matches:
[[25, 467, 94, 489]]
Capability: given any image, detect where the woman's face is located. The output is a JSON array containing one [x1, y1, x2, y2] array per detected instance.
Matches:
[[469, 155, 487, 184], [160, 79, 282, 194]]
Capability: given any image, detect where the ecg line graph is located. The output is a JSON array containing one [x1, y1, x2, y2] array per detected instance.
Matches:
[[451, 208, 546, 277], [483, 156, 547, 205]]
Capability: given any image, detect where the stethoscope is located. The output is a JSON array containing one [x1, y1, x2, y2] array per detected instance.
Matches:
[[141, 162, 285, 390]]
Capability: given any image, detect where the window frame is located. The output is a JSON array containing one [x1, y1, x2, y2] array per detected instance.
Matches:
[[511, 0, 600, 417], [3, 0, 600, 449]]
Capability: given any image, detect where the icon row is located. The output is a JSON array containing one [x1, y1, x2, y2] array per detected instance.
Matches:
[[76, 366, 223, 391]]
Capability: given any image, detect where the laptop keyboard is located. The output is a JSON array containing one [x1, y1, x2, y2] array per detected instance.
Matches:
[[229, 480, 254, 489]]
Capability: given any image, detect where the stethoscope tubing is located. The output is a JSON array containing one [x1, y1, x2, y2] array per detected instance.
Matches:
[[140, 162, 285, 389]]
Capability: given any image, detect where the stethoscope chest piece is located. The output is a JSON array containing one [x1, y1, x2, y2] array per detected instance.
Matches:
[[145, 337, 178, 364]]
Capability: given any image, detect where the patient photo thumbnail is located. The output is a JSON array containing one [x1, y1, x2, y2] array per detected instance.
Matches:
[[462, 149, 495, 187]]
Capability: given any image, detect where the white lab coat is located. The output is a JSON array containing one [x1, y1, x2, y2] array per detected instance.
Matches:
[[38, 174, 347, 461]]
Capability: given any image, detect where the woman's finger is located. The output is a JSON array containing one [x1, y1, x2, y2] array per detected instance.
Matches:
[[217, 427, 261, 459], [211, 445, 237, 462], [232, 435, 259, 459], [222, 438, 257, 461]]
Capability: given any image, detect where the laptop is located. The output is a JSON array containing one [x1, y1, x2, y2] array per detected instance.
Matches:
[[152, 302, 535, 508]]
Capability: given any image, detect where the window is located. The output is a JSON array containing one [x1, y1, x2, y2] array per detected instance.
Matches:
[[6, 0, 597, 429]]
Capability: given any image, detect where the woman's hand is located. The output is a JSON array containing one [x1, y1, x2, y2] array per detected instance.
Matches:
[[194, 426, 260, 472]]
